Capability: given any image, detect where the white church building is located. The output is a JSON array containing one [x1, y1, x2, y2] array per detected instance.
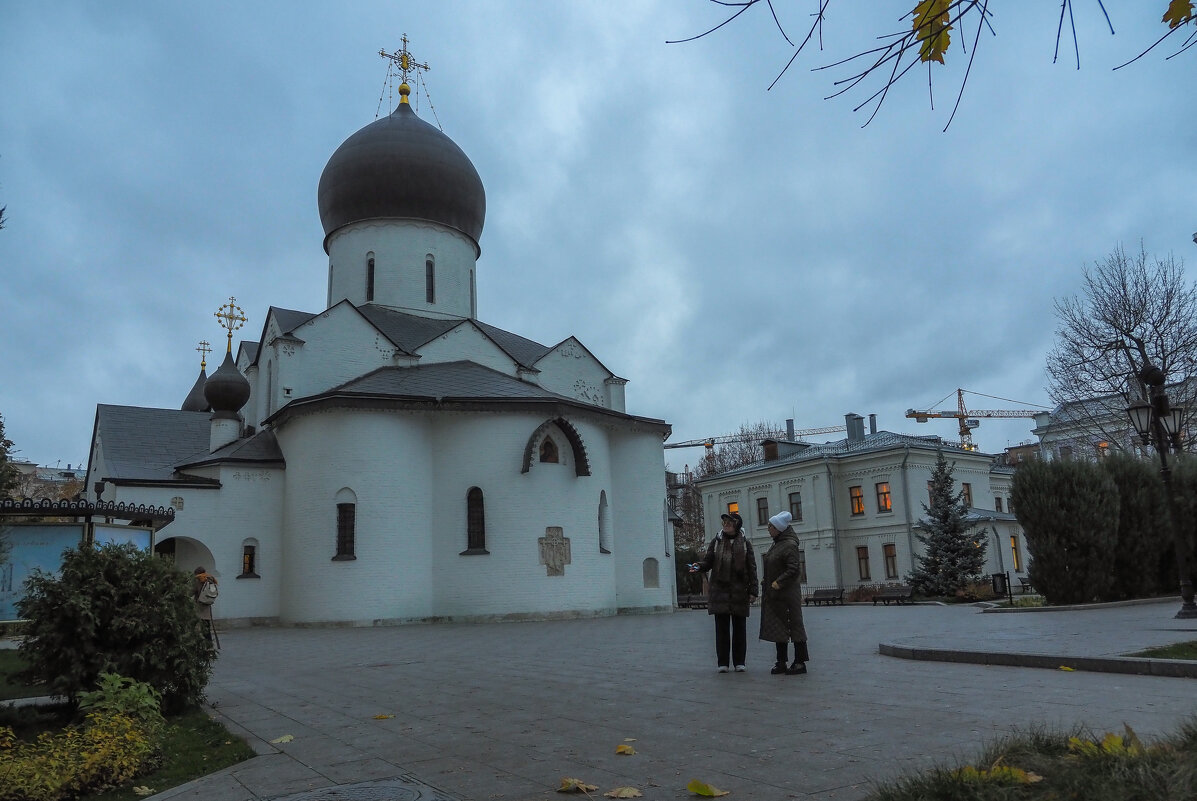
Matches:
[[83, 80, 675, 626]]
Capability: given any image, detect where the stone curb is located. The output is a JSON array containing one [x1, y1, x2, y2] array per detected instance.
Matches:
[[878, 642, 1197, 678], [981, 596, 1183, 613]]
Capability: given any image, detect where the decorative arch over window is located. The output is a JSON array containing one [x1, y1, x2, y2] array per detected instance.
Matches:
[[521, 417, 591, 476], [598, 490, 611, 554], [539, 437, 559, 463], [462, 486, 488, 555], [642, 557, 659, 588], [333, 487, 357, 561]]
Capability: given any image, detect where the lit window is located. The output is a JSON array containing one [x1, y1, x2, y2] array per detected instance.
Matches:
[[1096, 442, 1110, 458], [465, 487, 487, 553], [1010, 535, 1022, 572], [425, 255, 435, 303], [756, 497, 769, 526], [883, 543, 897, 579], [727, 501, 739, 516], [875, 482, 892, 513], [849, 486, 864, 516], [961, 483, 973, 508], [788, 491, 802, 522], [241, 542, 258, 577], [856, 546, 871, 580], [539, 437, 559, 463]]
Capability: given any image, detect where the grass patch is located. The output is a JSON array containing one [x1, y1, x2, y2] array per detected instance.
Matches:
[[1128, 640, 1197, 660], [82, 707, 256, 801], [0, 648, 47, 701], [863, 722, 1197, 801]]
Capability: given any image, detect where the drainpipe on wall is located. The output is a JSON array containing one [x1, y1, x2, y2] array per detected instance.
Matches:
[[900, 445, 916, 572], [824, 456, 843, 587]]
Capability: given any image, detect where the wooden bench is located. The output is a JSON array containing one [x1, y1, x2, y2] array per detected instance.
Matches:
[[804, 588, 845, 606], [1018, 578, 1035, 594], [873, 586, 914, 606], [676, 593, 708, 610]]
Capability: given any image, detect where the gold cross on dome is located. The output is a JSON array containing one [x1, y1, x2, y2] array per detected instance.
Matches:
[[380, 34, 429, 103], [196, 340, 212, 369], [214, 297, 247, 353]]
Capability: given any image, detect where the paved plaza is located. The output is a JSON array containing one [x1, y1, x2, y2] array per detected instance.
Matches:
[[147, 599, 1197, 801]]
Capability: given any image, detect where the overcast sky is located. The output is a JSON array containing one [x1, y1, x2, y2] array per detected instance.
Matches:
[[1, 2, 1194, 472]]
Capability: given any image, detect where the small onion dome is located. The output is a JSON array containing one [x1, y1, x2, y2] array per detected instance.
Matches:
[[182, 367, 210, 412], [317, 101, 486, 254], [203, 351, 251, 418]]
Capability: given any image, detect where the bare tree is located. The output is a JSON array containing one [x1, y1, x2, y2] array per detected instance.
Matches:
[[1046, 243, 1197, 451], [692, 420, 785, 479], [669, 2, 1196, 128]]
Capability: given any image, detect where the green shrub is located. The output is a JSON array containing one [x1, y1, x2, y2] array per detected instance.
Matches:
[[1012, 460, 1119, 605], [78, 673, 164, 731], [16, 543, 213, 713], [1099, 452, 1171, 600], [0, 710, 161, 801]]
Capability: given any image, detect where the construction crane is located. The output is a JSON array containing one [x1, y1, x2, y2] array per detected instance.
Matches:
[[905, 389, 1047, 450], [664, 424, 845, 451]]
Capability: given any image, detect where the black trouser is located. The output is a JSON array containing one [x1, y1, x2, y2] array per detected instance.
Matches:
[[713, 613, 746, 667], [776, 640, 810, 664]]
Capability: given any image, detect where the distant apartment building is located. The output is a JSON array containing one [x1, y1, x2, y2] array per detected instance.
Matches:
[[694, 414, 1029, 592]]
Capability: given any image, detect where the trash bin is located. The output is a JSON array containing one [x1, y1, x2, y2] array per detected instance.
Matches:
[[991, 572, 1008, 595]]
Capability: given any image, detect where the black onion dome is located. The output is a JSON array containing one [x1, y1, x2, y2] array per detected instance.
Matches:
[[317, 102, 486, 253], [182, 367, 210, 412], [204, 351, 251, 417]]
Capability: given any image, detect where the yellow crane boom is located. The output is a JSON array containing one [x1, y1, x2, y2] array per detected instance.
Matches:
[[905, 389, 1045, 450]]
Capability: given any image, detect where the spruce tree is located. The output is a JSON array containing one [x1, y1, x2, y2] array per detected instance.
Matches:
[[0, 412, 18, 500], [907, 450, 988, 597]]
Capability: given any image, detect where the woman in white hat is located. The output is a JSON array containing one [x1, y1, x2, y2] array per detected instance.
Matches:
[[759, 511, 809, 674]]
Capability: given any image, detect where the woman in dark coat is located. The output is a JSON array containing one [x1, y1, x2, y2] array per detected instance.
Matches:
[[759, 511, 809, 675], [692, 512, 758, 672]]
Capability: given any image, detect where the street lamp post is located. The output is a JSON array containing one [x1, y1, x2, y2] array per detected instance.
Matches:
[[1126, 363, 1197, 619]]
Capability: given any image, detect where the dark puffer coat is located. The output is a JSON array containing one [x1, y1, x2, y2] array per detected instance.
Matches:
[[758, 528, 808, 644], [697, 531, 758, 617]]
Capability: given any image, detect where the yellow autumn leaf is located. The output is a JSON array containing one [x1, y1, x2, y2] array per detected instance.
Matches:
[[1058, 665, 1075, 671], [269, 734, 294, 744], [604, 789, 643, 799], [132, 788, 155, 797], [912, 0, 952, 63], [373, 714, 395, 719], [615, 743, 636, 755], [558, 777, 599, 793], [686, 779, 730, 797], [1163, 0, 1195, 29]]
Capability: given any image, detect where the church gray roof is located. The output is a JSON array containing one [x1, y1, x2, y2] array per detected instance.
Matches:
[[94, 404, 283, 483], [357, 305, 552, 369]]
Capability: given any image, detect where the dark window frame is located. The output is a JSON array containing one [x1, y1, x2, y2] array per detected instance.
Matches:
[[875, 482, 892, 513], [462, 486, 488, 555], [756, 497, 769, 526], [240, 544, 259, 578], [883, 543, 898, 579], [856, 545, 871, 580], [788, 491, 802, 522], [334, 502, 356, 560], [425, 255, 435, 303], [366, 256, 375, 302], [539, 437, 559, 463]]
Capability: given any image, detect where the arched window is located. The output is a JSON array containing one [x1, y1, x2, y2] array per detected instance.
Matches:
[[539, 437, 559, 463], [366, 253, 375, 302], [464, 487, 488, 554], [598, 490, 611, 554], [334, 488, 357, 560], [240, 537, 260, 577], [425, 254, 435, 303], [642, 557, 659, 588]]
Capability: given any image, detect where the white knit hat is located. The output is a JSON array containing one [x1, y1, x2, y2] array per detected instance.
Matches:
[[768, 511, 792, 531]]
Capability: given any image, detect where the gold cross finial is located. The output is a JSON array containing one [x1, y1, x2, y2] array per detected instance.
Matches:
[[196, 340, 212, 370], [214, 297, 247, 353], [380, 34, 429, 104]]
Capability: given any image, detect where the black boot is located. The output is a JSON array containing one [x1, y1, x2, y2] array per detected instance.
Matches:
[[786, 661, 807, 675], [770, 661, 787, 675]]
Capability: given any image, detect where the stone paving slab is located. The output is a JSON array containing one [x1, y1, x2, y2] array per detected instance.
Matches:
[[140, 600, 1197, 801]]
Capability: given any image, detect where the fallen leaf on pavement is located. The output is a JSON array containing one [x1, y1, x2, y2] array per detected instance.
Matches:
[[687, 778, 730, 796], [373, 714, 395, 719], [604, 788, 643, 798], [615, 744, 636, 755], [269, 734, 294, 744], [1058, 666, 1076, 671], [132, 788, 155, 797], [558, 777, 599, 793]]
